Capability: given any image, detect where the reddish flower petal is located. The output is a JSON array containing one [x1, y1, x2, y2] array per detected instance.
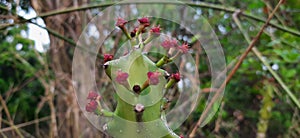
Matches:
[[87, 91, 99, 100], [104, 54, 114, 63], [115, 17, 128, 27], [150, 25, 161, 35], [86, 100, 98, 112], [147, 71, 161, 85], [138, 17, 150, 27], [161, 37, 178, 49], [170, 72, 181, 82], [116, 70, 129, 85], [178, 43, 189, 54], [138, 17, 149, 23]]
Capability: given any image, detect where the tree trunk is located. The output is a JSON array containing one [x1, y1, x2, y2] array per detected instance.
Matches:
[[30, 0, 104, 137]]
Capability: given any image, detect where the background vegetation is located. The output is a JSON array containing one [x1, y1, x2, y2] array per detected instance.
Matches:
[[0, 0, 299, 137]]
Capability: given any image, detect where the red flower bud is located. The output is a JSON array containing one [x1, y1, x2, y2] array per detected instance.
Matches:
[[161, 37, 178, 49], [115, 70, 129, 85], [150, 25, 161, 35], [115, 17, 128, 28], [104, 54, 114, 63], [87, 91, 100, 100], [147, 71, 161, 85], [138, 17, 150, 27], [86, 100, 98, 112], [178, 43, 189, 54], [170, 72, 180, 82]]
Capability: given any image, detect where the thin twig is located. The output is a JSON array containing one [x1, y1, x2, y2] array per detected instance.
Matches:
[[0, 96, 24, 137], [1, 1, 299, 36], [214, 102, 225, 133], [32, 1, 300, 36], [189, 0, 284, 137], [262, 0, 286, 26], [4, 76, 36, 101], [0, 116, 51, 133]]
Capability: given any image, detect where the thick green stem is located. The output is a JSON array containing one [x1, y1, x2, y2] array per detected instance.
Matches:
[[107, 93, 178, 138], [104, 50, 179, 138]]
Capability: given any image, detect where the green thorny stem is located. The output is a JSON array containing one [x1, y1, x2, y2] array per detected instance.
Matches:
[[86, 17, 187, 138]]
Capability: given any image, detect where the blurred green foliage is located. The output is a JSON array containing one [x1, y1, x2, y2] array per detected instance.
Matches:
[[0, 1, 50, 134]]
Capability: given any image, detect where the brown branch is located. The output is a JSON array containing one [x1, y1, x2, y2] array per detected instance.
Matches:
[[189, 0, 285, 137], [1, 1, 299, 36], [0, 116, 51, 133], [0, 96, 23, 137]]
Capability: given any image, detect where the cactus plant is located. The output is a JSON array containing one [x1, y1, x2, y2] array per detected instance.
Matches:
[[85, 17, 190, 138]]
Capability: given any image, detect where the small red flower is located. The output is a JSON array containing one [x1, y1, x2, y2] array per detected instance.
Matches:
[[87, 91, 99, 100], [170, 72, 181, 82], [161, 37, 178, 49], [150, 25, 161, 35], [115, 70, 129, 85], [104, 54, 114, 63], [86, 100, 98, 112], [138, 17, 150, 27], [178, 43, 189, 53], [115, 17, 128, 27], [147, 71, 161, 85]]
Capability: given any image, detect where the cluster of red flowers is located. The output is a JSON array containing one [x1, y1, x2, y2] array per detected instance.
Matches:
[[150, 25, 161, 35], [85, 91, 101, 112], [115, 70, 129, 85], [116, 17, 161, 37], [113, 17, 186, 87], [138, 17, 150, 27], [161, 37, 189, 53], [161, 37, 178, 49], [115, 17, 128, 28], [104, 54, 114, 63], [115, 70, 162, 86], [147, 71, 161, 85], [115, 17, 189, 54], [170, 72, 181, 82]]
